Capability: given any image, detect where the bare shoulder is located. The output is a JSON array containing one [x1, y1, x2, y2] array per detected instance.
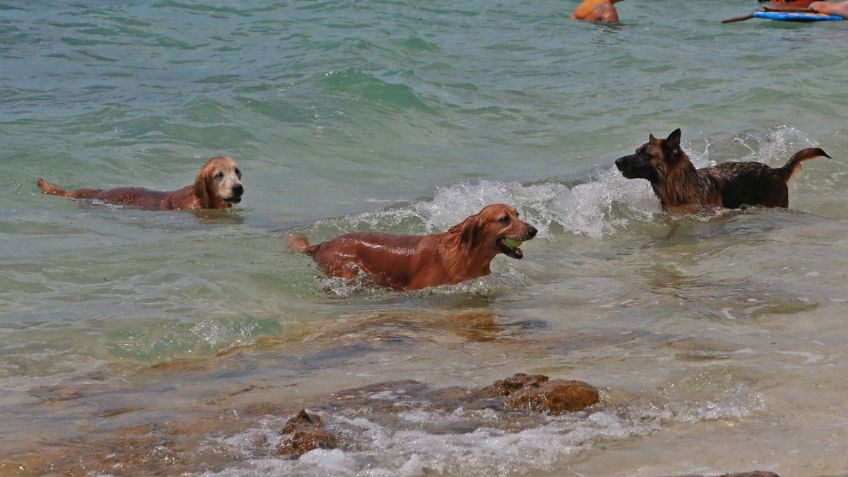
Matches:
[[596, 3, 619, 22]]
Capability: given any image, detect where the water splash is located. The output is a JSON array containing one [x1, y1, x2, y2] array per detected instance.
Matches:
[[203, 385, 764, 477], [319, 261, 528, 298], [733, 125, 820, 165], [312, 139, 726, 241], [106, 317, 283, 362]]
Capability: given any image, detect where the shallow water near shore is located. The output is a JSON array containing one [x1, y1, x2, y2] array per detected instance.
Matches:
[[2, 1, 848, 475]]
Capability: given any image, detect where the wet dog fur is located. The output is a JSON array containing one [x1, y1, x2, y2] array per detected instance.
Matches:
[[37, 156, 243, 211], [288, 204, 537, 290], [615, 129, 829, 210]]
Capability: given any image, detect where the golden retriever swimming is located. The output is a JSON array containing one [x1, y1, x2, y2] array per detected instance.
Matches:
[[37, 156, 243, 210]]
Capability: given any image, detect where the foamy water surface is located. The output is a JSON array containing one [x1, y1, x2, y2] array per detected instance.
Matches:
[[2, 1, 848, 476]]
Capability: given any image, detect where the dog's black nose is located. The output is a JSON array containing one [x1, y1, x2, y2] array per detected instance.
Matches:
[[615, 157, 625, 170], [232, 184, 244, 197], [527, 226, 537, 238]]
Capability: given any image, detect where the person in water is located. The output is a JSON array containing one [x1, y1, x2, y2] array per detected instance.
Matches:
[[809, 1, 848, 16], [763, 0, 814, 6], [571, 0, 623, 22]]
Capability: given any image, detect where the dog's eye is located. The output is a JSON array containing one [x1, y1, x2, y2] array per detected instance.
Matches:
[[499, 215, 510, 223], [215, 171, 224, 179]]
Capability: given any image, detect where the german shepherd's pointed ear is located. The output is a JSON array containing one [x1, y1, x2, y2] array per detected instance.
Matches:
[[649, 133, 657, 142], [449, 213, 483, 248], [666, 128, 682, 155]]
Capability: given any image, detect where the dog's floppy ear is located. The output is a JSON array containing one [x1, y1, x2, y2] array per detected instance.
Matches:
[[194, 170, 209, 208], [666, 128, 682, 154], [449, 213, 483, 248], [194, 166, 220, 209]]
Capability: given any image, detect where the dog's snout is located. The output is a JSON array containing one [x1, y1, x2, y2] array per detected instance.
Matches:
[[232, 184, 244, 197], [615, 157, 625, 171], [527, 225, 537, 239]]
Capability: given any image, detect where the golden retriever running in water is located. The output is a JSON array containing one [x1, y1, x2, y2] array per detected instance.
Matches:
[[289, 204, 537, 290]]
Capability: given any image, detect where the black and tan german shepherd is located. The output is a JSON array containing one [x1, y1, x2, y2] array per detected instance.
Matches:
[[615, 129, 830, 211]]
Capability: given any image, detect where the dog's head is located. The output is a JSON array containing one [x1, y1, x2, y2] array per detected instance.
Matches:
[[615, 128, 685, 183], [449, 204, 537, 259], [194, 156, 244, 209]]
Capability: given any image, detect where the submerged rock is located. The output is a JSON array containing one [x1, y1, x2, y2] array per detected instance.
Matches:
[[477, 373, 600, 414], [477, 373, 549, 397], [722, 473, 781, 477], [507, 379, 600, 414], [277, 373, 597, 459], [277, 409, 338, 458], [670, 472, 781, 477]]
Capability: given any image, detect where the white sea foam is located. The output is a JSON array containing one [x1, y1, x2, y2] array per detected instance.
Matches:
[[315, 139, 725, 242], [201, 385, 764, 477], [334, 169, 658, 240], [733, 125, 819, 165], [206, 416, 287, 458]]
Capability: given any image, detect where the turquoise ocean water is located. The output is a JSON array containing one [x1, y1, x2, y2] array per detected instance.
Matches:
[[2, 1, 848, 475]]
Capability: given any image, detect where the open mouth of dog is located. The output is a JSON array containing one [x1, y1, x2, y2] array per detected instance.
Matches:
[[497, 237, 528, 259], [224, 196, 242, 205]]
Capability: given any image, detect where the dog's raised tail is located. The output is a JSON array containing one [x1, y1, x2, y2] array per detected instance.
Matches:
[[288, 234, 319, 256], [779, 147, 830, 183], [37, 178, 74, 197], [37, 178, 100, 199]]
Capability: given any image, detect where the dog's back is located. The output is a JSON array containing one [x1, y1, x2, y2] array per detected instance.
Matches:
[[702, 147, 829, 208], [289, 232, 432, 288], [38, 178, 186, 210]]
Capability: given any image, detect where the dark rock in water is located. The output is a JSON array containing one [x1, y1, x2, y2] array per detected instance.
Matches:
[[277, 409, 337, 458], [669, 472, 781, 477], [477, 373, 549, 398], [721, 473, 781, 477], [274, 373, 596, 460], [723, 473, 781, 477], [508, 379, 600, 414], [477, 373, 600, 414]]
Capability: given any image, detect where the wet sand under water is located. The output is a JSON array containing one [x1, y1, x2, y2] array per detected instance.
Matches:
[[3, 298, 848, 476]]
